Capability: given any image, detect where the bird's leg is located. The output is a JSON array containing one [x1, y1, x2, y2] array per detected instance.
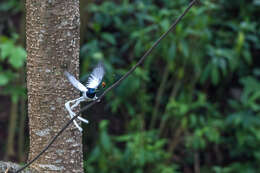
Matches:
[[65, 97, 83, 131], [70, 96, 84, 109], [70, 97, 89, 124]]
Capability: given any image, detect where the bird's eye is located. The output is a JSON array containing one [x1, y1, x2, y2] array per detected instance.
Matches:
[[102, 82, 106, 88]]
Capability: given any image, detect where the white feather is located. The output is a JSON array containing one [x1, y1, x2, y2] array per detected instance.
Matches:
[[64, 71, 88, 92], [86, 62, 105, 89]]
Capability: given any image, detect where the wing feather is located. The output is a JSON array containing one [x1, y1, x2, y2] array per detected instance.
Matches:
[[86, 62, 105, 89], [64, 71, 88, 92]]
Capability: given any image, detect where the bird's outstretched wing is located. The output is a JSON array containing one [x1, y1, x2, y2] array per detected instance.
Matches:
[[64, 71, 88, 92], [86, 62, 105, 89]]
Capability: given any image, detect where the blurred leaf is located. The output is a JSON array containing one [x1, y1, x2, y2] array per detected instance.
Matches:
[[211, 65, 219, 85], [102, 33, 116, 45], [0, 73, 9, 86], [8, 46, 27, 68], [0, 37, 27, 68], [0, 41, 13, 60]]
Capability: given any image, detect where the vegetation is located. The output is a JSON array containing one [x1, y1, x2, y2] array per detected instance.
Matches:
[[0, 0, 260, 172]]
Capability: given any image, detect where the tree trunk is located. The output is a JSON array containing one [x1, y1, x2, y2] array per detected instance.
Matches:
[[26, 0, 83, 172]]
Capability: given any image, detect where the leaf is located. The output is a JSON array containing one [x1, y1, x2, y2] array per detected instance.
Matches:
[[168, 43, 176, 60], [0, 42, 13, 60], [211, 65, 219, 85], [102, 33, 116, 45], [253, 68, 260, 76], [235, 31, 245, 53], [0, 74, 9, 86], [242, 50, 252, 64], [8, 46, 27, 68], [179, 40, 189, 57], [200, 64, 211, 84], [160, 19, 170, 32], [93, 52, 104, 60]]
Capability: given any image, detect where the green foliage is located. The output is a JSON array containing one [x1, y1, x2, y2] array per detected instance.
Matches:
[[0, 0, 22, 13], [81, 0, 260, 172], [0, 35, 26, 102], [0, 35, 26, 69], [85, 120, 180, 173]]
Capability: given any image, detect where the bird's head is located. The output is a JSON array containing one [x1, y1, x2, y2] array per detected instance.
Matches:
[[86, 88, 96, 99]]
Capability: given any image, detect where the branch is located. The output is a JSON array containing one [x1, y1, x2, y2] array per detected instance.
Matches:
[[15, 1, 197, 172]]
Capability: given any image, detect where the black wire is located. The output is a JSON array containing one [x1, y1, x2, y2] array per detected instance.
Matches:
[[15, 0, 197, 172]]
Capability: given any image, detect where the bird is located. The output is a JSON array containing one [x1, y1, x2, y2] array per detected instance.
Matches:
[[65, 62, 105, 100], [64, 62, 105, 131]]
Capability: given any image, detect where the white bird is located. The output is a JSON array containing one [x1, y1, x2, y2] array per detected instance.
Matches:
[[64, 62, 105, 131]]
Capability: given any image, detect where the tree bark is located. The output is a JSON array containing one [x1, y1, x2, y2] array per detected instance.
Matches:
[[26, 0, 83, 172]]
